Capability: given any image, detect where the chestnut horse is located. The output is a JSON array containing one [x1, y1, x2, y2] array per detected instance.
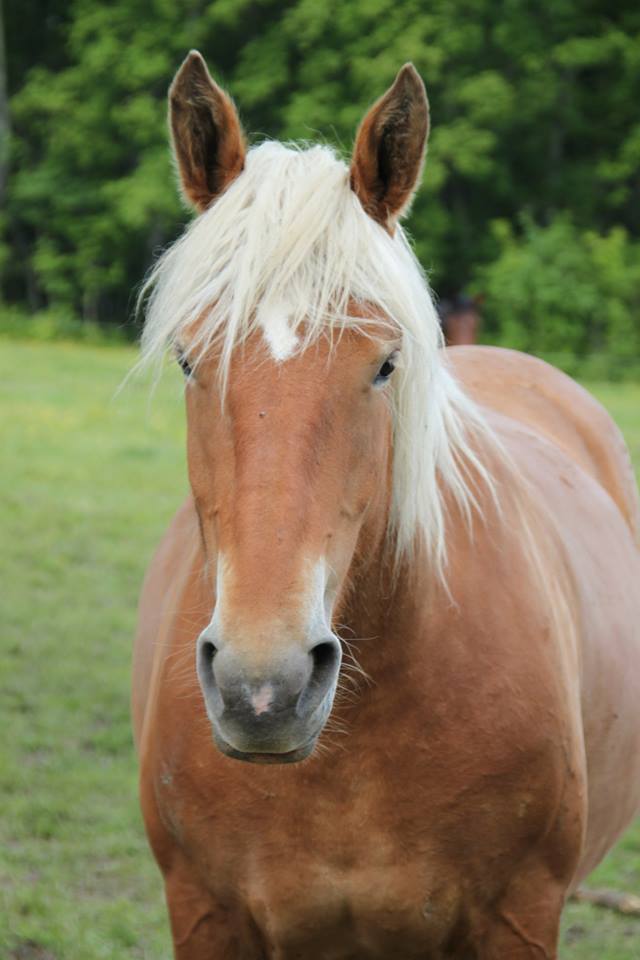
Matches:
[[438, 295, 482, 346], [133, 52, 640, 959]]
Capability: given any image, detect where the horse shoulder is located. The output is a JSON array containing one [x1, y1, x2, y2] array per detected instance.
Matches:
[[132, 496, 204, 750]]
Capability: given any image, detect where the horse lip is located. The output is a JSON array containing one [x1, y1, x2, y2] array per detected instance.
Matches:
[[212, 730, 317, 764]]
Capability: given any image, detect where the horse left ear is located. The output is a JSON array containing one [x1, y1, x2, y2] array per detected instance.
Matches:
[[350, 64, 429, 230], [169, 50, 246, 212]]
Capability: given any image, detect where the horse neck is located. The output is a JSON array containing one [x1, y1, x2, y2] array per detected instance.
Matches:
[[334, 450, 497, 686], [336, 513, 440, 684]]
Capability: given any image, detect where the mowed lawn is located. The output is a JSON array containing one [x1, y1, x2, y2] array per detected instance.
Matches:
[[1, 340, 639, 960]]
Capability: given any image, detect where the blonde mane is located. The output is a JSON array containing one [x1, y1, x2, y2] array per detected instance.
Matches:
[[140, 141, 497, 572]]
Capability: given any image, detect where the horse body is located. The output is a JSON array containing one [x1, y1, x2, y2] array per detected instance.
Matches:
[[133, 54, 640, 958], [134, 345, 640, 958]]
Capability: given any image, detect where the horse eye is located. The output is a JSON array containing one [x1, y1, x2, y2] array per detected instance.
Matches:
[[177, 353, 193, 378], [374, 355, 397, 385]]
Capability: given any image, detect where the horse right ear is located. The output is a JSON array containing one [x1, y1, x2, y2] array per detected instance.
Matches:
[[169, 51, 246, 212]]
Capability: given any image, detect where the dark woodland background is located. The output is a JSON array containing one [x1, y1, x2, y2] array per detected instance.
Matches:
[[1, 0, 639, 369]]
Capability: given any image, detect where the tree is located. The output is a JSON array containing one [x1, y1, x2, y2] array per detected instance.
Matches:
[[1, 0, 639, 352]]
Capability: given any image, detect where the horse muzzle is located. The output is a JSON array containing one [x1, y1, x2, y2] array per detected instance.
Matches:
[[196, 629, 341, 763]]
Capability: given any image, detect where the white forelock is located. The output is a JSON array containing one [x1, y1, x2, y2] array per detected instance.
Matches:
[[139, 140, 497, 573]]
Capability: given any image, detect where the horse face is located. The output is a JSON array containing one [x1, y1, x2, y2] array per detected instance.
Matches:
[[162, 52, 428, 762], [184, 329, 397, 762]]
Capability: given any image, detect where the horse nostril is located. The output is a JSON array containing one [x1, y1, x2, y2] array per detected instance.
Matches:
[[198, 639, 218, 682], [308, 639, 341, 693], [311, 640, 338, 669], [202, 640, 217, 665], [296, 638, 341, 715], [197, 637, 226, 720]]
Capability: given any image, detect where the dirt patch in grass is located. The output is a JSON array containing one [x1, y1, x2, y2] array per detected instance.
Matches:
[[9, 940, 56, 960]]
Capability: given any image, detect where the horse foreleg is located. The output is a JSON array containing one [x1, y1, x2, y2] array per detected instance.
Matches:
[[476, 873, 566, 960], [165, 865, 263, 960]]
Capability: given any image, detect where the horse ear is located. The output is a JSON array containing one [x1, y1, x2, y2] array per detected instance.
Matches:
[[169, 51, 246, 212], [350, 64, 429, 230]]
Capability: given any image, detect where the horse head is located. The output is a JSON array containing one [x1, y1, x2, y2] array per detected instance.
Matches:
[[141, 52, 485, 762]]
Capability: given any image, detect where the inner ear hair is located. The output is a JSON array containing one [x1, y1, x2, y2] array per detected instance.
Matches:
[[350, 64, 429, 230], [169, 50, 246, 212]]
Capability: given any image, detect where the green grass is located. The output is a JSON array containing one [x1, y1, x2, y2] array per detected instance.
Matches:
[[1, 341, 638, 959]]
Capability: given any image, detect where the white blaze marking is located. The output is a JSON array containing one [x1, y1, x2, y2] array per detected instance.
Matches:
[[202, 556, 337, 670], [257, 298, 299, 361], [306, 558, 337, 632]]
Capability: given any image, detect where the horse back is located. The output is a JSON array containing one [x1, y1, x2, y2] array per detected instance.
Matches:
[[449, 345, 640, 883], [447, 345, 640, 544]]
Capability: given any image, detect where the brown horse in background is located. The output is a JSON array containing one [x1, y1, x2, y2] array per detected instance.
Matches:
[[132, 52, 640, 958], [439, 294, 482, 346]]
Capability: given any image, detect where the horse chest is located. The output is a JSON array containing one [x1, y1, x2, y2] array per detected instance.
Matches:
[[162, 768, 463, 959], [238, 842, 460, 960]]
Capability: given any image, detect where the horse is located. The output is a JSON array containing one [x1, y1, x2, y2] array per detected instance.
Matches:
[[438, 294, 482, 347], [132, 51, 640, 959]]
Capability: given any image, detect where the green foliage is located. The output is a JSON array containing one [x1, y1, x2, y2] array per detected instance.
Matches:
[[477, 216, 640, 370], [0, 304, 129, 343], [1, 0, 640, 361]]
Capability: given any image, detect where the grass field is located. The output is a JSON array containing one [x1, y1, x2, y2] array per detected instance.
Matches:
[[1, 340, 639, 959]]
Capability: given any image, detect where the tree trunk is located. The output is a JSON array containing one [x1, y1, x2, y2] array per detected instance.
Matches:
[[0, 0, 9, 205]]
